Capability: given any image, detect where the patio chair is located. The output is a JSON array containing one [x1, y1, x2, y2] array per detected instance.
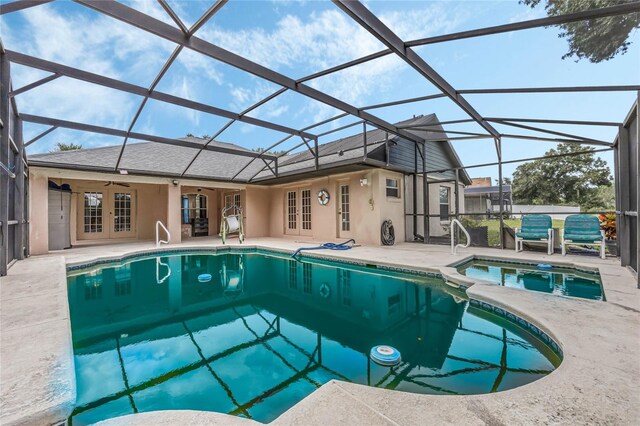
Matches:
[[560, 214, 605, 259], [514, 215, 553, 255]]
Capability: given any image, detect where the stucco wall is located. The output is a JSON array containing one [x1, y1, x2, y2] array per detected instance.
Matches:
[[28, 171, 49, 255], [63, 179, 169, 242], [245, 186, 270, 238], [265, 169, 406, 246]]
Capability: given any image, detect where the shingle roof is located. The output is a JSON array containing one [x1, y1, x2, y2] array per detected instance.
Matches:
[[28, 115, 470, 183]]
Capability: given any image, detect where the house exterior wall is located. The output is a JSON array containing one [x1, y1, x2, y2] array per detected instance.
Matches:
[[27, 167, 244, 253], [28, 170, 49, 255], [265, 169, 406, 246], [29, 165, 462, 253]]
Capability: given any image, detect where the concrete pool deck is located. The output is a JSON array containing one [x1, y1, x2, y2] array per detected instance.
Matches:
[[1, 237, 638, 425]]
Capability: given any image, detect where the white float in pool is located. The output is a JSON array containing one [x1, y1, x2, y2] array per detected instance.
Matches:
[[370, 345, 401, 366], [198, 273, 212, 283]]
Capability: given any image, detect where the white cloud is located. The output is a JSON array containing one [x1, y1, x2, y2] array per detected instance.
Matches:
[[231, 81, 289, 122], [197, 4, 470, 122], [3, 1, 473, 143]]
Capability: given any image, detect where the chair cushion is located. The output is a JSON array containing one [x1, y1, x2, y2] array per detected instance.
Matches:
[[516, 231, 549, 240], [521, 214, 552, 235], [564, 233, 602, 243], [564, 214, 601, 236]]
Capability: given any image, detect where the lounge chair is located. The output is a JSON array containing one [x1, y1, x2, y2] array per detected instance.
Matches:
[[514, 214, 553, 255], [561, 214, 605, 259]]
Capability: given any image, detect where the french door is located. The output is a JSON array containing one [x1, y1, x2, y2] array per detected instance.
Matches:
[[78, 188, 136, 240], [285, 188, 312, 236], [338, 184, 352, 239]]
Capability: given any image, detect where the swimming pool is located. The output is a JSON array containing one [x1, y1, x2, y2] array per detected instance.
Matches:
[[456, 258, 603, 301], [67, 250, 560, 425]]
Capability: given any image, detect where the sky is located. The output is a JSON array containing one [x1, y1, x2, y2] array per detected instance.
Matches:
[[0, 0, 638, 182]]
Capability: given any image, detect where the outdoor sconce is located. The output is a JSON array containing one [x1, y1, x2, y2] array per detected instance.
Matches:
[[360, 178, 369, 186]]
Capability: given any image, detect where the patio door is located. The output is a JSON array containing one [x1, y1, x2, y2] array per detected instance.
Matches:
[[78, 188, 136, 240], [111, 190, 136, 238], [285, 190, 298, 235], [337, 183, 352, 239], [285, 188, 312, 236]]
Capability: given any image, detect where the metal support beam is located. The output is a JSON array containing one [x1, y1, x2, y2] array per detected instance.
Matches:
[[0, 0, 54, 15], [484, 117, 622, 127], [115, 45, 183, 170], [489, 119, 610, 145], [314, 137, 319, 170], [13, 115, 25, 260], [188, 0, 227, 36], [74, 0, 426, 146], [281, 2, 640, 95], [6, 50, 315, 139], [0, 52, 9, 275], [333, 0, 500, 139], [413, 143, 418, 238], [408, 1, 640, 47], [422, 141, 429, 244], [362, 122, 367, 159], [24, 125, 57, 147], [9, 73, 61, 97], [184, 87, 288, 177], [157, 0, 189, 35], [424, 147, 614, 174], [497, 137, 504, 249], [20, 113, 278, 160], [501, 133, 613, 146], [458, 85, 640, 94]]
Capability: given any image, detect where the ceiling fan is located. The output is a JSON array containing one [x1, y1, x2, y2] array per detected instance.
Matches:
[[104, 181, 130, 187]]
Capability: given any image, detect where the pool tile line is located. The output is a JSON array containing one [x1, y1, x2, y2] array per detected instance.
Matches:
[[468, 298, 563, 359], [450, 255, 601, 276]]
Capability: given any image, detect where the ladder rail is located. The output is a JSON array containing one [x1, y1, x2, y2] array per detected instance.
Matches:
[[450, 218, 471, 255], [156, 220, 170, 247]]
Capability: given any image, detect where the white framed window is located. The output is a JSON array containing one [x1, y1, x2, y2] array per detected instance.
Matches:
[[83, 192, 103, 233], [386, 178, 400, 198], [439, 186, 450, 220], [340, 184, 350, 231], [301, 189, 312, 230], [286, 191, 297, 230]]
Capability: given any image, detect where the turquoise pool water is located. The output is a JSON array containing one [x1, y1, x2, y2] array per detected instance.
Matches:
[[67, 251, 560, 425], [457, 259, 603, 301]]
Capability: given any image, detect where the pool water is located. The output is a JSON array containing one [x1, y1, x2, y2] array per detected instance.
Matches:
[[457, 259, 603, 301], [67, 251, 560, 425]]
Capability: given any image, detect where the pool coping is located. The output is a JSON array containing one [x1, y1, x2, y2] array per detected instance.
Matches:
[[2, 242, 638, 426]]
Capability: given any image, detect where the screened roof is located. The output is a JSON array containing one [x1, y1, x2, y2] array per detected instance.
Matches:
[[1, 0, 638, 183]]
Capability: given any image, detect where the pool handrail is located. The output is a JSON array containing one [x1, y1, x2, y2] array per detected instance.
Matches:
[[451, 218, 471, 255], [156, 220, 170, 247]]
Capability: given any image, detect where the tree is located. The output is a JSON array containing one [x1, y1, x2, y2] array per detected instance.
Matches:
[[521, 0, 640, 62], [512, 143, 612, 209], [252, 147, 288, 156], [50, 142, 82, 152]]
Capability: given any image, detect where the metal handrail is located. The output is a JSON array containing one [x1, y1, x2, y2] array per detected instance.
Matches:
[[156, 220, 170, 247], [156, 257, 171, 284], [450, 218, 471, 255]]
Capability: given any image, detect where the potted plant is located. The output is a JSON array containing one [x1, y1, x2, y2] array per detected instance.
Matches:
[[599, 213, 617, 256]]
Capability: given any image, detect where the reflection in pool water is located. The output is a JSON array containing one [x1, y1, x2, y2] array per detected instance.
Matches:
[[67, 252, 559, 425], [457, 259, 603, 301]]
